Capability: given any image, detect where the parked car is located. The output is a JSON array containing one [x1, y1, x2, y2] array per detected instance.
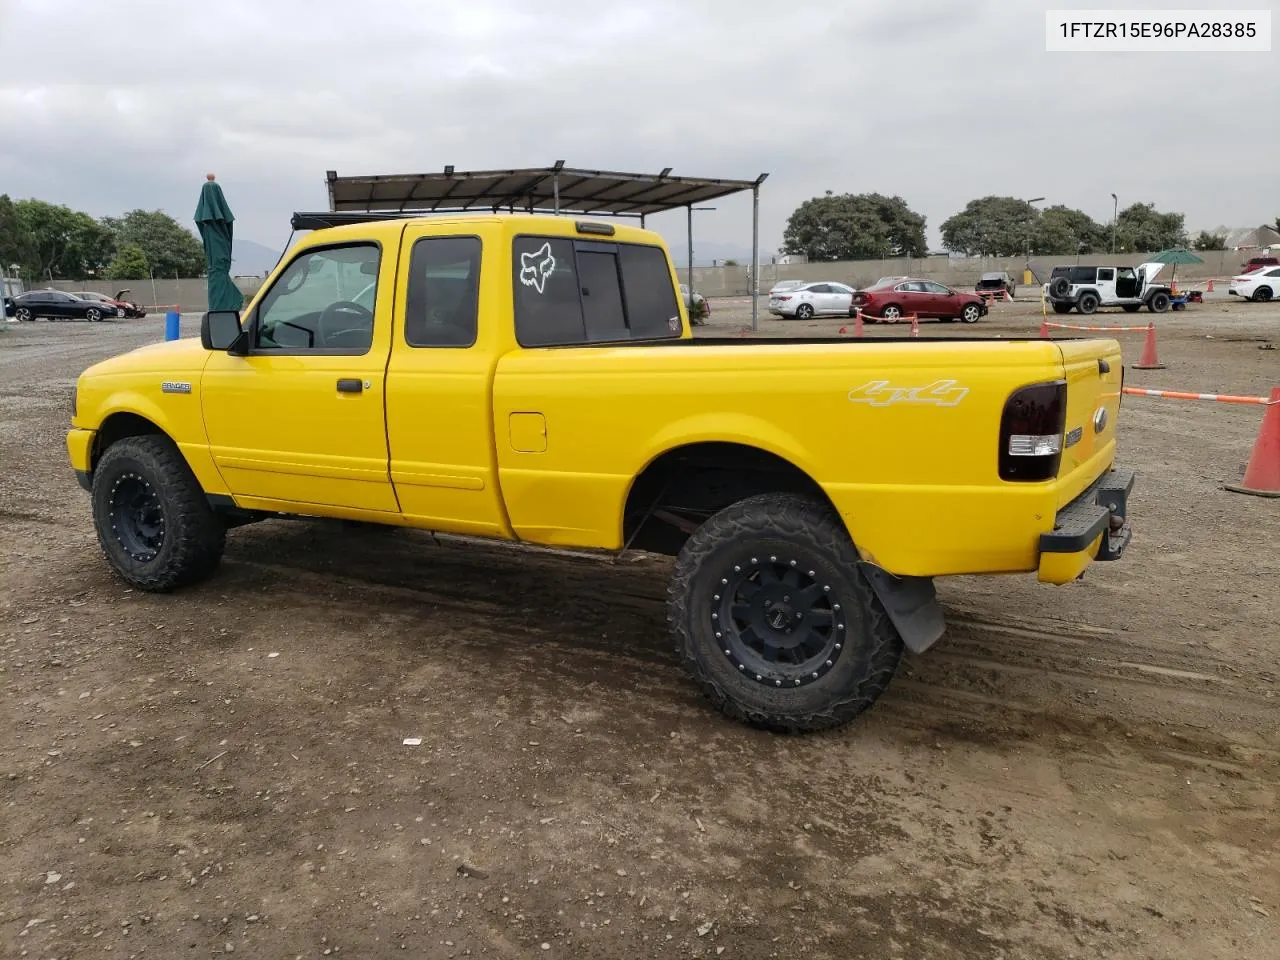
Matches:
[[1228, 266, 1280, 302], [75, 290, 146, 319], [10, 289, 124, 322], [767, 281, 855, 319], [1240, 255, 1279, 275], [1042, 263, 1171, 315], [851, 278, 987, 323], [975, 271, 1016, 298], [113, 289, 147, 318], [767, 279, 806, 298]]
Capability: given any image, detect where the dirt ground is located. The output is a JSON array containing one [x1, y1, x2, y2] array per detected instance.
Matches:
[[1, 296, 1278, 960]]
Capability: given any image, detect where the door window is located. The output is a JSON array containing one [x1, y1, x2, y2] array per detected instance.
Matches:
[[404, 236, 482, 347], [253, 244, 380, 353], [922, 281, 950, 294], [1097, 268, 1115, 283]]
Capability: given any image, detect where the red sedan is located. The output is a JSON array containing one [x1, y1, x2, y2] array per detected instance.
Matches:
[[851, 278, 988, 324]]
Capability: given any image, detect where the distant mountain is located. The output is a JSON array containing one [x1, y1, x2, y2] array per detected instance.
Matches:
[[231, 238, 286, 276]]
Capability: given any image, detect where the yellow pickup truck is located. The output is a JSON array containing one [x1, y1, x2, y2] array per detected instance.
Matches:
[[66, 214, 1134, 732]]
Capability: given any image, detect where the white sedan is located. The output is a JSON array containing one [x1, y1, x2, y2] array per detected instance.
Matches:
[[767, 279, 806, 298], [768, 281, 855, 319], [1228, 266, 1280, 302]]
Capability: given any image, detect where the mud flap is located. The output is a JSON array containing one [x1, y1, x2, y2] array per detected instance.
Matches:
[[857, 564, 946, 654]]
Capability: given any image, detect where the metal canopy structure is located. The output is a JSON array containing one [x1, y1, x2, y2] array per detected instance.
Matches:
[[308, 163, 770, 329]]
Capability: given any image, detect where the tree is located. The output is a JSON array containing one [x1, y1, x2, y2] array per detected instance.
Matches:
[[1193, 230, 1226, 251], [1033, 205, 1106, 256], [14, 199, 115, 280], [781, 191, 927, 261], [107, 244, 150, 280], [107, 209, 206, 278], [0, 195, 35, 276], [940, 196, 1041, 257], [1113, 202, 1187, 252]]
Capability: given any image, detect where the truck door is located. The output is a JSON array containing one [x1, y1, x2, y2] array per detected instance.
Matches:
[[200, 240, 400, 514], [383, 228, 511, 539]]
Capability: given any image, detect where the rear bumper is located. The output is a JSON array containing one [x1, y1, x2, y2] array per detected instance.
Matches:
[[1037, 467, 1135, 584]]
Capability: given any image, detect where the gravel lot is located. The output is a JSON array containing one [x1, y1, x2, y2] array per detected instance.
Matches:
[[2, 296, 1278, 960]]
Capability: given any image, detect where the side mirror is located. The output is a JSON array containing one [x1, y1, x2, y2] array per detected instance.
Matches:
[[201, 310, 246, 353]]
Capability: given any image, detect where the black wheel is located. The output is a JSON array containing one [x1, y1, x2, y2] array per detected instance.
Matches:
[[1122, 304, 1141, 313], [91, 436, 226, 591], [1052, 303, 1072, 314], [1253, 286, 1273, 303], [668, 493, 904, 733], [961, 303, 981, 323], [1148, 292, 1170, 313], [1077, 292, 1099, 315], [1048, 277, 1071, 299], [85, 307, 102, 322], [15, 306, 32, 321], [795, 303, 814, 320]]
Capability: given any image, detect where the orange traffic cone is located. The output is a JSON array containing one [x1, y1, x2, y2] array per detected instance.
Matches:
[[854, 308, 864, 337], [1131, 322, 1165, 369], [910, 315, 919, 338], [1040, 318, 1049, 338], [1206, 279, 1214, 293], [1224, 388, 1280, 498]]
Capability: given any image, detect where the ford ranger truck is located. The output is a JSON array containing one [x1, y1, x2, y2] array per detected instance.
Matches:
[[66, 214, 1134, 733]]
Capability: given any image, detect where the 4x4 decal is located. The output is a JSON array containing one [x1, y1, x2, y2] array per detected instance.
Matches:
[[848, 379, 969, 407]]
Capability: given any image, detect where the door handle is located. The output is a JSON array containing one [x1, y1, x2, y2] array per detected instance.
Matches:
[[336, 378, 363, 394]]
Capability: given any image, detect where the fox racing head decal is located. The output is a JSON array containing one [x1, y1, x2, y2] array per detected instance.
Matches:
[[519, 242, 557, 295]]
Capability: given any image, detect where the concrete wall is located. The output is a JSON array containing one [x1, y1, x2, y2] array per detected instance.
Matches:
[[679, 250, 1252, 297], [39, 248, 1247, 311], [39, 277, 265, 314]]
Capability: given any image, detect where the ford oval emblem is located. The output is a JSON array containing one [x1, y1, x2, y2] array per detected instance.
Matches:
[[1093, 406, 1109, 434]]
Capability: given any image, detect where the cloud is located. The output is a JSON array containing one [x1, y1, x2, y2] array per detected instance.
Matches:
[[0, 0, 1274, 256]]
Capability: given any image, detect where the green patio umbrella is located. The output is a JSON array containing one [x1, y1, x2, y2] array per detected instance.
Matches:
[[1148, 247, 1204, 289], [194, 174, 244, 313]]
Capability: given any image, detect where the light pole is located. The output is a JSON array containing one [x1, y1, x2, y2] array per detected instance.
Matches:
[[686, 204, 716, 307], [1111, 193, 1118, 253], [1025, 197, 1045, 260]]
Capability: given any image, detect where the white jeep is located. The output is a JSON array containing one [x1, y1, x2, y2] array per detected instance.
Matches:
[[1042, 263, 1173, 315]]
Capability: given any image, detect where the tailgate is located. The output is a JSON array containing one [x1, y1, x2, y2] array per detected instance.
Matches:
[[1053, 339, 1124, 508]]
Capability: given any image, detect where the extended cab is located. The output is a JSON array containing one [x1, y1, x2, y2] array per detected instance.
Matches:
[[67, 214, 1135, 733]]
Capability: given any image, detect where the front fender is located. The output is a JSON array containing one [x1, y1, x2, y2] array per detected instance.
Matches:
[[74, 384, 227, 496]]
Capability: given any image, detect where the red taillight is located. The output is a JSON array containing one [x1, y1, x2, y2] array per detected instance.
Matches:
[[777, 295, 792, 301], [999, 380, 1067, 481]]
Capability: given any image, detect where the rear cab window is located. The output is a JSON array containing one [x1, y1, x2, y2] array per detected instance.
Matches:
[[513, 235, 683, 347]]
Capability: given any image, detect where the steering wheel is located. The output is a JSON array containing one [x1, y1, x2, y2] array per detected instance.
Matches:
[[317, 301, 373, 348]]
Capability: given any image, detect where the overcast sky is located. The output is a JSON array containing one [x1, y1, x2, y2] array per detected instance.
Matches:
[[1, 0, 1276, 259]]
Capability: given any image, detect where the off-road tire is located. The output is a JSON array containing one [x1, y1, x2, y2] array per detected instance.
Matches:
[[1122, 304, 1141, 313], [795, 303, 814, 320], [668, 493, 904, 733], [91, 435, 226, 592], [1077, 292, 1100, 315], [1253, 286, 1273, 303], [1052, 303, 1072, 314], [1048, 277, 1071, 299], [1148, 291, 1171, 313]]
